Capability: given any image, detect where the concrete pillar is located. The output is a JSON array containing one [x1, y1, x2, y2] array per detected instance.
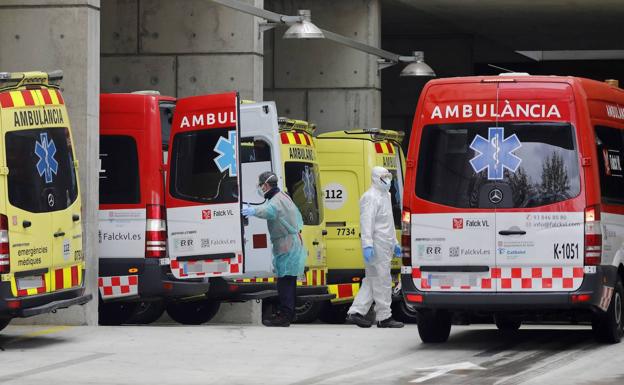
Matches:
[[264, 0, 381, 133], [0, 1, 100, 325], [101, 0, 263, 101], [101, 0, 263, 323]]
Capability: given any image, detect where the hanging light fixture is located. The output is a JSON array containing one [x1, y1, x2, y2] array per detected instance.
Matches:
[[399, 52, 436, 77], [283, 10, 324, 39]]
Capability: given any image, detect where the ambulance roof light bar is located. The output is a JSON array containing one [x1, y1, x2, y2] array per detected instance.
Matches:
[[0, 70, 63, 90], [278, 117, 315, 135], [360, 127, 405, 143], [208, 0, 435, 77]]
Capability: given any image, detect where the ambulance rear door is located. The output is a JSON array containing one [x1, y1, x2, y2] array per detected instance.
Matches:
[[166, 92, 244, 278], [239, 102, 280, 276]]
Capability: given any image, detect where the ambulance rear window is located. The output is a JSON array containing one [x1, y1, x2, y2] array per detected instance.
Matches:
[[5, 127, 79, 213], [99, 135, 140, 204], [416, 122, 580, 209], [284, 162, 322, 225], [595, 125, 624, 205], [169, 129, 238, 204], [159, 102, 175, 149]]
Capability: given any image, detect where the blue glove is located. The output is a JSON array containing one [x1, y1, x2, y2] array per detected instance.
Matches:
[[394, 244, 402, 258], [363, 247, 374, 264], [241, 204, 256, 218]]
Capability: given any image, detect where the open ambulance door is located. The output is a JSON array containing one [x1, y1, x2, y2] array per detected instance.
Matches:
[[165, 92, 244, 279]]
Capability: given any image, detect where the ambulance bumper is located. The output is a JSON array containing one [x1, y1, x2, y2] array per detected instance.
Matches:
[[99, 258, 210, 301], [401, 265, 618, 311], [208, 278, 333, 302], [0, 285, 92, 318]]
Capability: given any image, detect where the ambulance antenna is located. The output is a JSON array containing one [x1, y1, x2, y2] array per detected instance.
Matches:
[[487, 64, 516, 73]]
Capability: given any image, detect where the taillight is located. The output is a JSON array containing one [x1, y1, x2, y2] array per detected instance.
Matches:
[[146, 204, 166, 258], [0, 214, 9, 273], [584, 205, 601, 266], [401, 210, 411, 266]]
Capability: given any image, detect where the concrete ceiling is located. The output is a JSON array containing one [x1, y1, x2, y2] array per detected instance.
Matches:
[[382, 0, 624, 51]]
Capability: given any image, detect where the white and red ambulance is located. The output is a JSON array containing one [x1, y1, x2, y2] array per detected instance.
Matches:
[[401, 75, 624, 343]]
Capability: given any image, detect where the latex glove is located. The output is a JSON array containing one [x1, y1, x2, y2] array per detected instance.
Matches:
[[241, 204, 256, 218], [363, 247, 374, 264], [394, 244, 402, 258]]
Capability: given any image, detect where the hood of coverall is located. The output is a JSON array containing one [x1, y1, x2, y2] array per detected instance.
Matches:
[[371, 166, 392, 192]]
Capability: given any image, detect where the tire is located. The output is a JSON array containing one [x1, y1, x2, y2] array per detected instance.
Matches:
[[318, 301, 349, 324], [294, 300, 322, 324], [592, 278, 624, 343], [127, 301, 166, 325], [392, 300, 419, 324], [166, 299, 221, 325], [417, 309, 452, 343], [494, 315, 521, 332], [99, 299, 139, 326], [0, 317, 11, 332]]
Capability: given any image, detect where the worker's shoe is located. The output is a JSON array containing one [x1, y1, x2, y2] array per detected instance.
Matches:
[[346, 312, 373, 328], [377, 317, 404, 328], [262, 313, 291, 327]]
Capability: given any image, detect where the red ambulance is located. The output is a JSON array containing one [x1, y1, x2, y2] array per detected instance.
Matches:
[[99, 92, 245, 325], [401, 75, 624, 343]]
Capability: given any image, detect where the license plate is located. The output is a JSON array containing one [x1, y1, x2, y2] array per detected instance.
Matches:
[[17, 276, 44, 290], [184, 261, 228, 274]]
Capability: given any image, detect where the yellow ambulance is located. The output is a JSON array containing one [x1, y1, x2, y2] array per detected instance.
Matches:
[[0, 71, 91, 331], [315, 128, 416, 323]]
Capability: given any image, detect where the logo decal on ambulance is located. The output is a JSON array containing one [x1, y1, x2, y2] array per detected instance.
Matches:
[[469, 127, 521, 180], [452, 218, 464, 229], [202, 209, 212, 220], [35, 132, 58, 183], [214, 130, 237, 177]]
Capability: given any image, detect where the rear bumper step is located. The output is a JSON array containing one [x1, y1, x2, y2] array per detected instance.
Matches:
[[18, 293, 92, 318]]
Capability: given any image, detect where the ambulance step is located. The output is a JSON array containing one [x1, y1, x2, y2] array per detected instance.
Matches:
[[19, 294, 92, 317], [296, 293, 336, 302], [233, 290, 278, 301]]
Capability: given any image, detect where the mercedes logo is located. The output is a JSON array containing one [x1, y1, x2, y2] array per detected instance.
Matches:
[[47, 193, 55, 207], [489, 188, 503, 204]]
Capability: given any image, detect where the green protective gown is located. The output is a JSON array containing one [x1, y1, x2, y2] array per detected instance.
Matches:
[[254, 191, 307, 277]]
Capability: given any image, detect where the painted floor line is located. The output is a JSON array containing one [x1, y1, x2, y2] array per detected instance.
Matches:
[[0, 352, 112, 383]]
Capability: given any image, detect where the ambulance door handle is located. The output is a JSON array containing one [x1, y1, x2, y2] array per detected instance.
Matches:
[[498, 230, 526, 236], [22, 220, 32, 228], [54, 231, 66, 238], [72, 214, 80, 222], [322, 230, 328, 236], [312, 241, 320, 246]]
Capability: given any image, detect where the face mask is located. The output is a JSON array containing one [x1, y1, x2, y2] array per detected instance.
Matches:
[[256, 186, 266, 198], [380, 177, 392, 191]]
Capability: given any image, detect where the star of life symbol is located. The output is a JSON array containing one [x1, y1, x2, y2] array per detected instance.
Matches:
[[302, 165, 316, 203], [35, 132, 58, 183], [214, 130, 237, 177], [469, 127, 521, 180]]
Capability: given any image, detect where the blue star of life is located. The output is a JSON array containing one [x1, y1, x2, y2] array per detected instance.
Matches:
[[302, 165, 316, 203], [469, 127, 522, 180], [35, 132, 59, 183], [214, 130, 237, 177]]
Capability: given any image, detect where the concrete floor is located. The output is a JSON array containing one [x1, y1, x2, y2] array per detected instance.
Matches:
[[1, 323, 623, 385]]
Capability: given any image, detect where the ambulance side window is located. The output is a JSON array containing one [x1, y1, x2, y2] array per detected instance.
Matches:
[[284, 162, 322, 225], [595, 125, 624, 205], [5, 127, 78, 213], [169, 129, 238, 204], [99, 135, 140, 204], [240, 138, 272, 163], [159, 102, 175, 150], [389, 169, 402, 229]]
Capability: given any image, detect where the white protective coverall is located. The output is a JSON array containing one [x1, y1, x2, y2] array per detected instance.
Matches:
[[348, 166, 399, 322]]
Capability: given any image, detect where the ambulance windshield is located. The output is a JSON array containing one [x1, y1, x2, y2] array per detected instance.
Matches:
[[416, 122, 580, 209], [169, 129, 238, 204], [284, 161, 322, 225], [6, 127, 79, 213]]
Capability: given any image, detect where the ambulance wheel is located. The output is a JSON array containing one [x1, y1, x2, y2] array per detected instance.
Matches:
[[99, 299, 139, 326], [392, 300, 419, 324], [592, 278, 624, 343], [318, 302, 349, 324], [127, 300, 166, 325], [166, 299, 221, 325], [417, 309, 451, 343], [0, 317, 11, 332], [294, 300, 322, 323], [494, 315, 521, 333]]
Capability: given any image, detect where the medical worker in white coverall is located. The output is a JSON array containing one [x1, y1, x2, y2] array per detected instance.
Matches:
[[346, 166, 404, 328]]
